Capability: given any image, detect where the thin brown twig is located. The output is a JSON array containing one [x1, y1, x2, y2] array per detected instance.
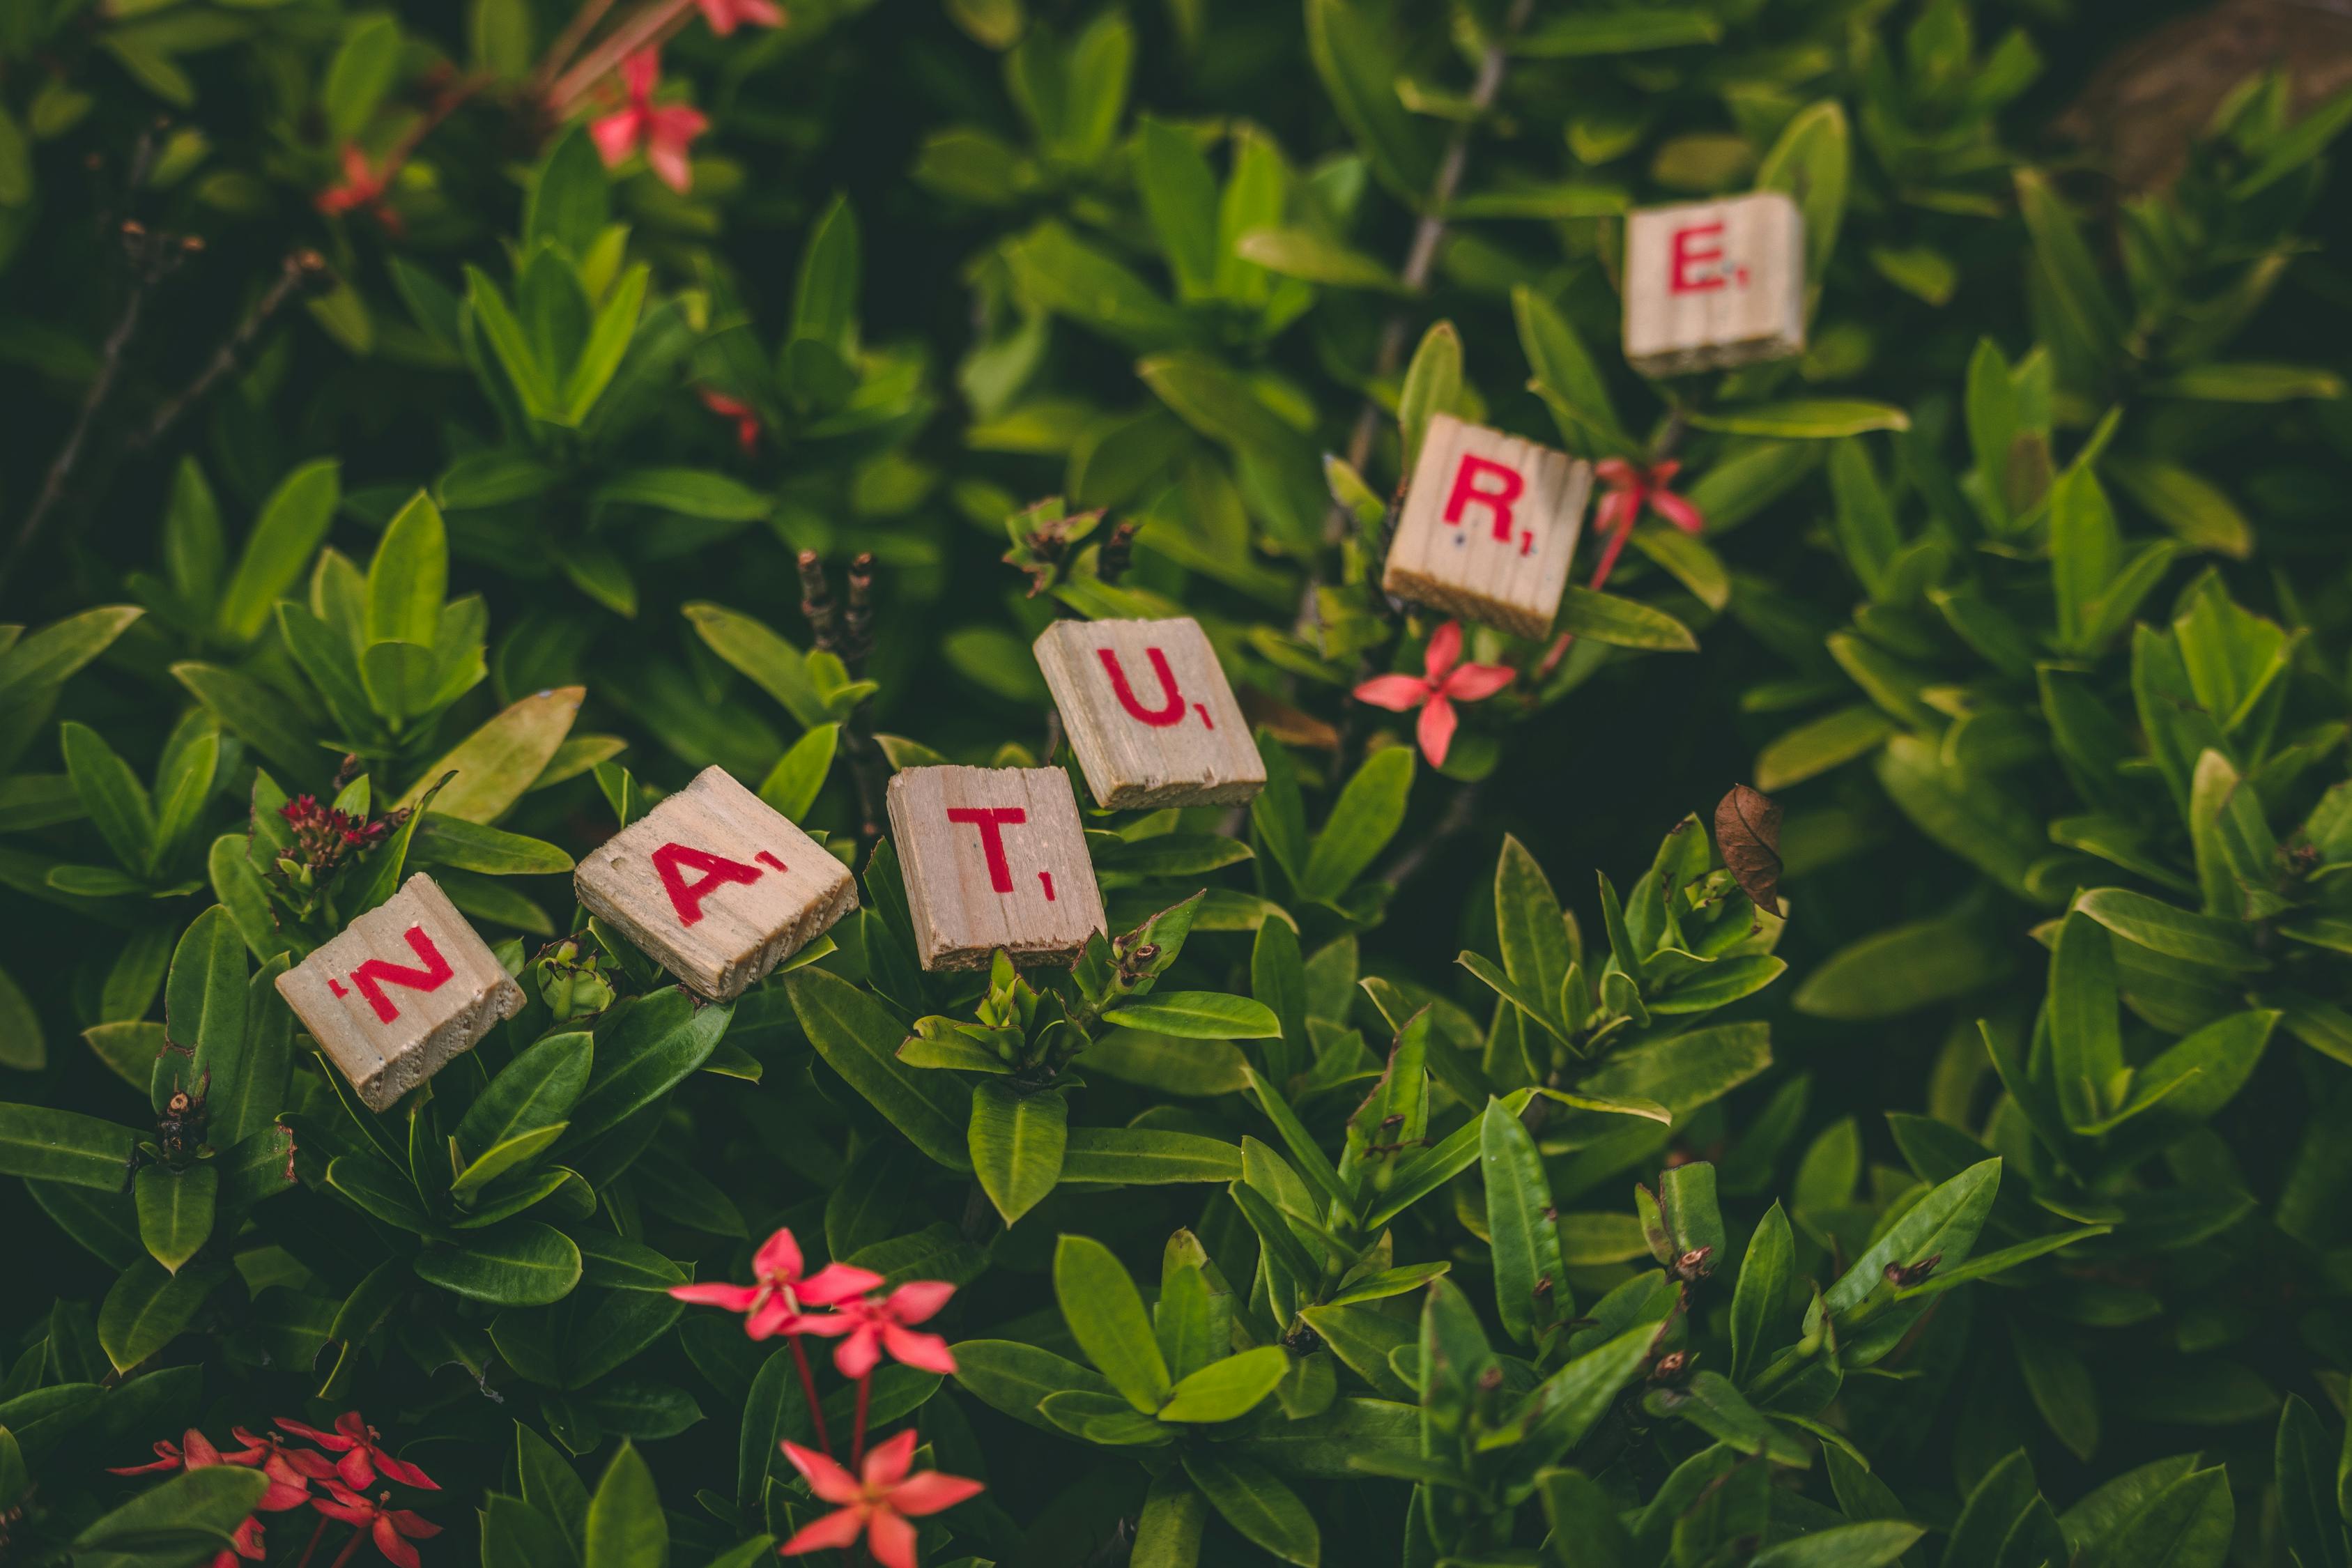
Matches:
[[548, 0, 696, 109], [130, 250, 330, 454], [532, 0, 627, 96]]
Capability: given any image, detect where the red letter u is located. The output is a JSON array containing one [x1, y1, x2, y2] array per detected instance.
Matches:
[[1097, 647, 1185, 727]]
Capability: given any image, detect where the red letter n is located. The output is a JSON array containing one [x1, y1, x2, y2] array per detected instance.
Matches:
[[1097, 647, 1185, 727], [346, 927, 454, 1024], [946, 806, 1027, 893], [1670, 222, 1728, 293], [652, 843, 766, 926], [1444, 456, 1523, 543]]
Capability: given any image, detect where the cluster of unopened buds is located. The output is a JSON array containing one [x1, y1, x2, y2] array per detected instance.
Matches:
[[109, 1413, 438, 1568], [670, 1225, 982, 1568], [279, 794, 398, 879]]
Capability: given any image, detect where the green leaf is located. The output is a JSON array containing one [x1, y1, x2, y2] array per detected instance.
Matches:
[[2275, 1397, 2347, 1568], [0, 1102, 139, 1189], [2015, 169, 2125, 360], [1181, 1448, 1319, 1567], [1158, 1344, 1289, 1423], [1554, 587, 1698, 651], [2086, 1468, 2233, 1568], [759, 723, 838, 820], [2073, 888, 2264, 972], [1059, 1126, 1243, 1185], [98, 1256, 215, 1372], [1305, 0, 1434, 202], [1105, 992, 1280, 1039], [368, 492, 449, 647], [76, 1463, 268, 1568], [457, 1030, 591, 1160], [1757, 705, 1896, 792], [1397, 322, 1463, 472], [415, 1220, 582, 1306], [61, 722, 154, 875], [0, 606, 141, 703], [788, 969, 973, 1172], [1481, 1098, 1565, 1348], [1688, 401, 1910, 438], [1748, 1521, 1926, 1568], [1730, 1201, 1791, 1385], [1133, 1474, 1208, 1568], [1829, 1158, 1998, 1314], [2233, 84, 2352, 197], [2050, 909, 2125, 1130], [951, 1338, 1121, 1432], [1055, 1233, 1172, 1413], [2148, 363, 2345, 403], [219, 463, 339, 645], [1646, 1369, 1810, 1466], [1755, 101, 1850, 286], [1794, 912, 2009, 1020], [684, 604, 830, 730], [1300, 745, 1414, 900], [135, 1162, 215, 1273], [567, 991, 731, 1146], [1235, 227, 1406, 292], [585, 1443, 667, 1568], [399, 685, 583, 822], [968, 1081, 1066, 1225], [1516, 7, 1719, 56]]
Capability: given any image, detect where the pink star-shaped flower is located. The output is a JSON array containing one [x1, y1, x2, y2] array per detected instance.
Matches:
[[668, 1224, 883, 1339], [1352, 620, 1516, 767], [314, 1484, 442, 1568], [273, 1413, 437, 1491], [590, 49, 708, 194], [799, 1280, 959, 1378], [778, 1430, 983, 1568]]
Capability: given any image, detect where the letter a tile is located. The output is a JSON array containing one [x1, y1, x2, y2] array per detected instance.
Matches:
[[886, 766, 1107, 971], [1382, 413, 1592, 640], [1032, 617, 1265, 809], [1623, 192, 1806, 376], [574, 764, 858, 1002], [278, 873, 524, 1112]]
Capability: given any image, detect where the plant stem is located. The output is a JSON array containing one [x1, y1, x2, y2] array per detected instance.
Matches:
[[325, 1528, 365, 1568], [292, 1516, 331, 1568], [850, 1372, 871, 1467], [130, 249, 328, 454], [548, 0, 697, 110], [790, 1335, 835, 1456], [533, 0, 626, 96]]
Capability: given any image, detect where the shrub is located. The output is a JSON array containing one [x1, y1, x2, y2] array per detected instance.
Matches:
[[3, 1, 2352, 1565]]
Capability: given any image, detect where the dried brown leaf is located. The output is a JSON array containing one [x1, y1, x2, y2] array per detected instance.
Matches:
[[1714, 783, 1783, 918]]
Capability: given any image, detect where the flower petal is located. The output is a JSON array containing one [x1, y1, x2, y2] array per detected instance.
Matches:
[[833, 1324, 883, 1378], [861, 1430, 918, 1490], [276, 1419, 354, 1452], [668, 1282, 760, 1312], [781, 1442, 863, 1506], [374, 1518, 421, 1568], [374, 1452, 438, 1491], [880, 1323, 959, 1375], [1417, 695, 1457, 769], [796, 1263, 884, 1306], [885, 1280, 955, 1324], [781, 1508, 866, 1557], [888, 1472, 985, 1518], [622, 47, 661, 98], [590, 110, 642, 169], [866, 1510, 918, 1568], [1648, 489, 1705, 535], [1353, 674, 1429, 712], [1440, 662, 1515, 703], [752, 1227, 805, 1285], [1422, 620, 1463, 682]]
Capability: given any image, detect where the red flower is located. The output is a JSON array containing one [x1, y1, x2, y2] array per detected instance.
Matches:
[[699, 388, 762, 456], [108, 1429, 226, 1475], [1585, 458, 1705, 594], [106, 1433, 282, 1568], [778, 1430, 983, 1568], [590, 49, 707, 194], [801, 1281, 959, 1378], [225, 1427, 336, 1507], [668, 1224, 882, 1339], [316, 146, 401, 233], [314, 1484, 442, 1568], [694, 0, 783, 35], [1352, 620, 1516, 768], [275, 1413, 438, 1491]]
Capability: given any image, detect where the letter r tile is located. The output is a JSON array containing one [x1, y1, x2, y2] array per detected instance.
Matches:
[[887, 766, 1106, 970], [574, 764, 858, 1001], [278, 873, 523, 1112], [1381, 414, 1592, 640], [1032, 617, 1265, 808]]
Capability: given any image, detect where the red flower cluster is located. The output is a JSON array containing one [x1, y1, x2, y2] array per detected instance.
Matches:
[[279, 794, 395, 876], [108, 1413, 439, 1568], [668, 1225, 957, 1376]]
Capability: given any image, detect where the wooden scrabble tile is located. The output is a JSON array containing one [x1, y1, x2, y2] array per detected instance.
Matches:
[[277, 874, 523, 1112], [1381, 413, 1592, 640], [574, 764, 857, 1002], [1032, 617, 1266, 810], [886, 766, 1107, 970], [1623, 192, 1806, 376]]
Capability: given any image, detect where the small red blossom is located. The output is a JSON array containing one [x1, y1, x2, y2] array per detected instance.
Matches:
[[801, 1280, 959, 1378], [694, 0, 783, 35], [225, 1427, 335, 1507], [699, 389, 762, 456], [108, 1429, 229, 1475], [778, 1430, 983, 1568], [1585, 458, 1705, 594], [1352, 620, 1516, 769], [106, 1432, 283, 1568], [590, 49, 707, 194], [275, 1412, 438, 1491], [316, 146, 402, 234], [668, 1224, 882, 1339], [314, 1484, 442, 1568]]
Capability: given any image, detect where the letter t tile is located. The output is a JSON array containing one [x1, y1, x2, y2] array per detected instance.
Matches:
[[886, 765, 1107, 970]]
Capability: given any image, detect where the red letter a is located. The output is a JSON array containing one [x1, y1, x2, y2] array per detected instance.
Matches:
[[652, 842, 765, 925]]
